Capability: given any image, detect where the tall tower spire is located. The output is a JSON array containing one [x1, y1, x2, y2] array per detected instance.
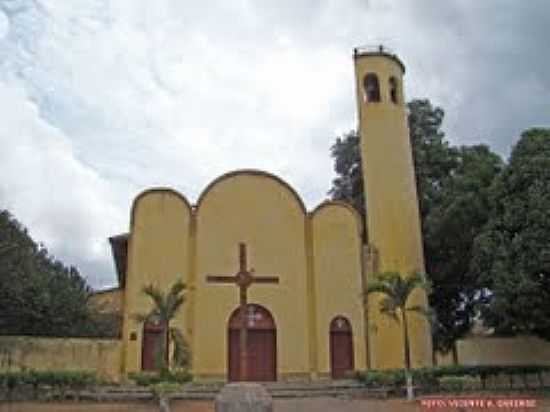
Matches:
[[353, 45, 432, 368]]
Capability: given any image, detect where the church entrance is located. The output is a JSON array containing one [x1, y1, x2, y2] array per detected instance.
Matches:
[[228, 304, 276, 382], [142, 320, 168, 371], [330, 316, 354, 379]]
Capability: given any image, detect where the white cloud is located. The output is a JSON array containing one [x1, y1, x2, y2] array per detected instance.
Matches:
[[0, 9, 8, 40], [0, 0, 548, 288], [0, 79, 124, 287]]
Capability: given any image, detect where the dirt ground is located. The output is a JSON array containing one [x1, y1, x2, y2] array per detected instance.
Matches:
[[1, 398, 549, 412]]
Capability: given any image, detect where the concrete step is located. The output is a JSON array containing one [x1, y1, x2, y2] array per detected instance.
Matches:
[[77, 381, 389, 401]]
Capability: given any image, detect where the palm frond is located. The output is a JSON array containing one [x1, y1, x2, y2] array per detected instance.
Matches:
[[153, 332, 167, 370], [407, 304, 435, 324], [165, 280, 186, 319], [366, 272, 402, 302], [366, 281, 396, 300], [379, 296, 399, 322], [403, 272, 431, 295], [169, 327, 191, 369], [142, 284, 167, 316], [166, 295, 185, 319], [366, 271, 432, 315], [169, 280, 186, 297], [135, 279, 189, 370]]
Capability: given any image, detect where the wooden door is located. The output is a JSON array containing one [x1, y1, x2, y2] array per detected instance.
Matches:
[[142, 321, 168, 371], [330, 316, 354, 379], [228, 304, 277, 381]]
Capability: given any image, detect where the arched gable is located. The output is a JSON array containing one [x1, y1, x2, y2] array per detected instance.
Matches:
[[192, 169, 310, 379], [130, 187, 192, 230], [128, 186, 193, 286], [310, 200, 366, 374], [310, 200, 363, 239], [196, 169, 306, 215], [123, 188, 193, 374]]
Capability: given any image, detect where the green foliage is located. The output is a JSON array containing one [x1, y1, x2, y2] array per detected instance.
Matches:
[[438, 376, 480, 391], [169, 327, 191, 370], [134, 280, 190, 370], [471, 128, 550, 340], [149, 382, 182, 401], [357, 369, 406, 388], [0, 210, 120, 338], [407, 99, 459, 219], [426, 145, 503, 351], [0, 370, 99, 389], [328, 131, 364, 220], [357, 365, 550, 391], [128, 369, 192, 386], [366, 272, 432, 314]]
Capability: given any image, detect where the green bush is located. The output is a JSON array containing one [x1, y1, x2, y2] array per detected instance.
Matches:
[[439, 376, 480, 391], [357, 369, 405, 388], [0, 371, 25, 389], [128, 369, 192, 386], [357, 364, 550, 391], [0, 370, 98, 389], [150, 382, 182, 397]]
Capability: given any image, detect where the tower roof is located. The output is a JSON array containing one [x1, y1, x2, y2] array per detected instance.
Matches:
[[353, 45, 406, 74]]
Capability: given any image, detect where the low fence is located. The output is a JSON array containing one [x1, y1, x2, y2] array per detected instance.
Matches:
[[0, 336, 122, 382], [436, 335, 550, 367], [457, 336, 550, 366]]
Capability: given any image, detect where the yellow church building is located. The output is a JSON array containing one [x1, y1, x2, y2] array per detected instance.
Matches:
[[105, 46, 433, 382]]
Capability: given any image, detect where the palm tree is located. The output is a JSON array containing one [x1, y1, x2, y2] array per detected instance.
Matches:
[[134, 279, 190, 371], [366, 271, 431, 400]]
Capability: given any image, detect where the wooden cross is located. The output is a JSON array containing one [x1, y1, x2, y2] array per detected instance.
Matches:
[[206, 242, 279, 381]]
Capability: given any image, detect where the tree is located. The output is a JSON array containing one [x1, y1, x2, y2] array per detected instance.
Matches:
[[0, 209, 106, 337], [470, 128, 550, 339], [408, 99, 459, 219], [328, 130, 364, 219], [425, 145, 503, 352], [134, 280, 190, 370], [366, 272, 431, 400]]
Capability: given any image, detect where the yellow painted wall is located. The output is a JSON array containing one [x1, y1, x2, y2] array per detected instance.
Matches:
[[88, 288, 122, 313], [123, 189, 193, 374], [311, 202, 367, 376], [192, 171, 310, 380], [0, 336, 121, 382], [354, 51, 432, 368]]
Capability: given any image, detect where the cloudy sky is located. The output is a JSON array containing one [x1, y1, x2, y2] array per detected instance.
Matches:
[[0, 0, 548, 289]]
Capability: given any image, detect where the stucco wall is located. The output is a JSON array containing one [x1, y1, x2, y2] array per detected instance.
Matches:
[[193, 172, 310, 380], [311, 202, 367, 376], [89, 288, 123, 313], [456, 336, 550, 366], [0, 336, 121, 382], [355, 53, 432, 369], [123, 189, 193, 374]]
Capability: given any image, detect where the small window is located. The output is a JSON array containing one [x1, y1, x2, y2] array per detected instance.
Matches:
[[363, 73, 380, 103], [389, 76, 399, 104]]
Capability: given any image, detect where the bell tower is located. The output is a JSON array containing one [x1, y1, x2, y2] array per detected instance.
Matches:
[[353, 46, 432, 368]]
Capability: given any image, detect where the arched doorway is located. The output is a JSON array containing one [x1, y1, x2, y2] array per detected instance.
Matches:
[[330, 316, 354, 379], [142, 320, 168, 371], [228, 304, 276, 381]]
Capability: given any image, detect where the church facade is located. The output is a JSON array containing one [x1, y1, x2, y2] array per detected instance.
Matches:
[[107, 47, 433, 381]]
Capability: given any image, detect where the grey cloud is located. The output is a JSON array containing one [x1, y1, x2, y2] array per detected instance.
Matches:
[[0, 0, 548, 289]]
